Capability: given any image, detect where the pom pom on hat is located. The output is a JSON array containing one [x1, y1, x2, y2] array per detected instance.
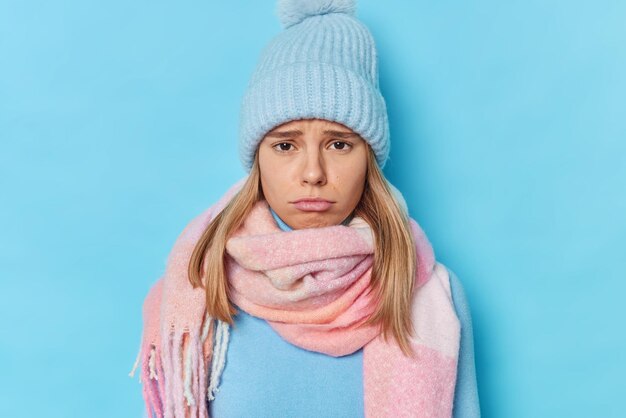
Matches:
[[276, 0, 357, 29]]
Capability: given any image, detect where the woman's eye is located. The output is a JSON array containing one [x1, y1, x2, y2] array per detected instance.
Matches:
[[330, 141, 351, 150], [274, 143, 294, 152]]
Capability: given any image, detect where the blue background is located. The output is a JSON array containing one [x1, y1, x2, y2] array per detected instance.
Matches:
[[1, 0, 624, 417]]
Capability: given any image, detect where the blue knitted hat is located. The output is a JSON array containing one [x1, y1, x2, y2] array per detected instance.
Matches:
[[238, 0, 390, 172]]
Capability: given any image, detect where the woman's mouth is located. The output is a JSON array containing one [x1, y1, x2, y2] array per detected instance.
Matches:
[[291, 198, 334, 212]]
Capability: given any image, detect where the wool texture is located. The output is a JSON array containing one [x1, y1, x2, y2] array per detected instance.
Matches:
[[129, 177, 461, 417], [238, 0, 390, 171]]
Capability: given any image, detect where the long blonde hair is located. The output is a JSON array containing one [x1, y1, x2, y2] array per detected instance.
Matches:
[[188, 145, 418, 357]]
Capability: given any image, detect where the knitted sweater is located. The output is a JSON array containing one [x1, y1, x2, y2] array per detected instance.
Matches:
[[204, 209, 481, 417]]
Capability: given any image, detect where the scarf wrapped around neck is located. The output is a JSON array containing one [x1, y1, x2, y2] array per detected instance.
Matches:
[[129, 178, 461, 418]]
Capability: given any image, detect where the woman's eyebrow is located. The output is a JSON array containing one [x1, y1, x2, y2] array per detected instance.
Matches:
[[323, 130, 359, 138], [265, 130, 302, 138]]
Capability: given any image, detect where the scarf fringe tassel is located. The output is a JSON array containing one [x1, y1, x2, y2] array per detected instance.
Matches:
[[128, 313, 231, 417]]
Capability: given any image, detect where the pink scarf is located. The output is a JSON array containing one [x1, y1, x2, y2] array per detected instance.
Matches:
[[129, 178, 461, 417]]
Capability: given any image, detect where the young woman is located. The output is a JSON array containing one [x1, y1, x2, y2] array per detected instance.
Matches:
[[129, 1, 480, 417]]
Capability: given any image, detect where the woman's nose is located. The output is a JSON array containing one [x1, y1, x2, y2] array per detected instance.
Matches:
[[301, 150, 327, 186]]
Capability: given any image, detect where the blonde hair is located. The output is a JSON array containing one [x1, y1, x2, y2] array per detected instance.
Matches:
[[188, 145, 418, 357]]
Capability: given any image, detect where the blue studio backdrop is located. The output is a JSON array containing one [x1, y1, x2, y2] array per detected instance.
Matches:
[[0, 1, 624, 417]]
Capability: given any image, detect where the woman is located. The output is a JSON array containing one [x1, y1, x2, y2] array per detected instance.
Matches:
[[129, 1, 480, 417]]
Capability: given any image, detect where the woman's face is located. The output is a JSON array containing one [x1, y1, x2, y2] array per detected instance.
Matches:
[[258, 118, 368, 229]]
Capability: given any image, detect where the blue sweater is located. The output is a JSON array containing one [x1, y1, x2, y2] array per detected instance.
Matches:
[[209, 210, 481, 417]]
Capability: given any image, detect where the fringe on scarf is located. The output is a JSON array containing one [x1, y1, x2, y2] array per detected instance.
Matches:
[[129, 313, 232, 418]]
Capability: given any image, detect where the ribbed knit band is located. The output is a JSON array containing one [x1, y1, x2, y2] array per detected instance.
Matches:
[[237, 7, 390, 172]]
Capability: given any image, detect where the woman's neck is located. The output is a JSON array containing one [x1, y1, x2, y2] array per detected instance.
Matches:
[[270, 207, 294, 231]]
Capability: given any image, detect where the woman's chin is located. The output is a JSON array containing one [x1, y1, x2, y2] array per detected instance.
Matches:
[[287, 213, 342, 230]]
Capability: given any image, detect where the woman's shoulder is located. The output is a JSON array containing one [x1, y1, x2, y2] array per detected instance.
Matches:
[[433, 263, 474, 330], [427, 261, 455, 297], [443, 265, 463, 294], [416, 261, 476, 331], [425, 262, 469, 302]]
